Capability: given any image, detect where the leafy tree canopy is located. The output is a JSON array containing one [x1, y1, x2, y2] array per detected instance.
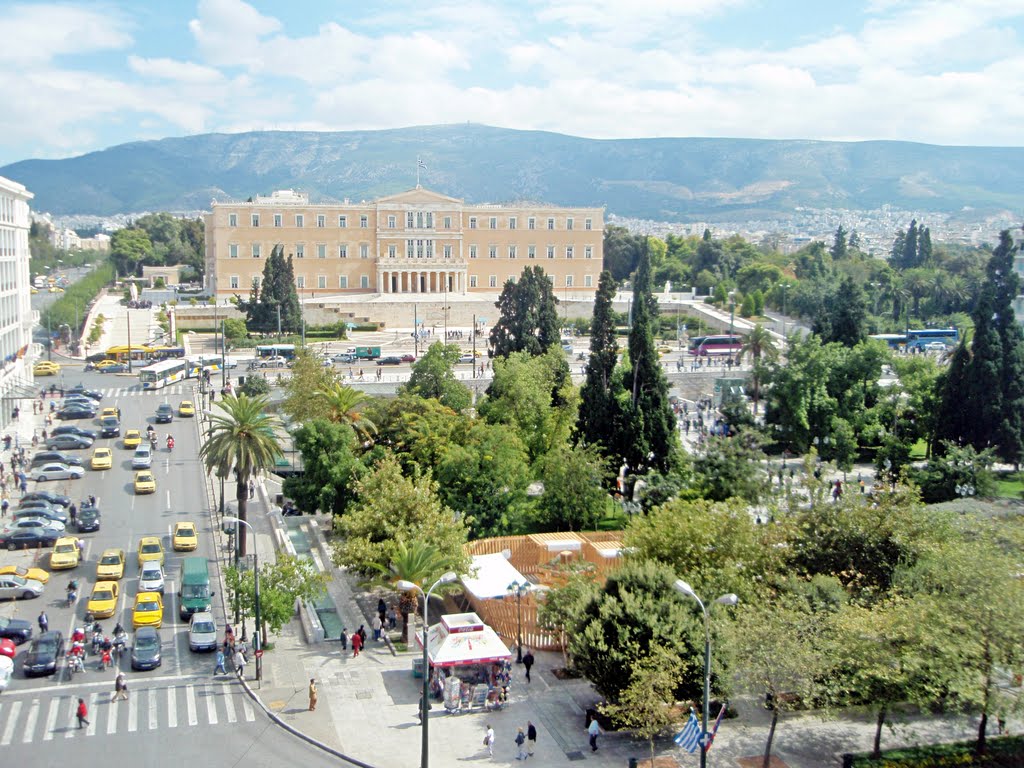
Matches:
[[489, 265, 560, 358], [402, 341, 471, 412]]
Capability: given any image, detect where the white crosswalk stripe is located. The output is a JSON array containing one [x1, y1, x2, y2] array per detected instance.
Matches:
[[0, 682, 250, 742], [96, 384, 196, 397]]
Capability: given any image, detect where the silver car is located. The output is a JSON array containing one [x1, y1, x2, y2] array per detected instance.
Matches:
[[0, 574, 45, 600], [30, 463, 86, 482], [139, 561, 165, 594], [132, 446, 153, 469], [5, 516, 64, 533]]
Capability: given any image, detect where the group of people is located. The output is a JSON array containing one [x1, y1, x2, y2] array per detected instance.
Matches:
[[482, 721, 539, 760], [212, 624, 249, 678], [338, 625, 366, 656]]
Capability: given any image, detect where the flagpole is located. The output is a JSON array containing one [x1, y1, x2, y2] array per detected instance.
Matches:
[[416, 157, 421, 188]]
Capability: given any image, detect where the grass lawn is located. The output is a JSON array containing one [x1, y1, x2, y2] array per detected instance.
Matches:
[[995, 471, 1024, 499], [909, 439, 928, 459]]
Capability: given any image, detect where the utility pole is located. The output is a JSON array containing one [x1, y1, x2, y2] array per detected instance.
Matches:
[[472, 313, 477, 379], [414, 304, 419, 357], [276, 305, 282, 341], [126, 307, 133, 374], [221, 319, 227, 389]]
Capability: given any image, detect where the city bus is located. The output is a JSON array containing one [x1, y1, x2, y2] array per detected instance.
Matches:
[[688, 335, 743, 357], [139, 359, 190, 390], [149, 346, 187, 360], [868, 334, 908, 350], [255, 344, 296, 360], [906, 328, 959, 350]]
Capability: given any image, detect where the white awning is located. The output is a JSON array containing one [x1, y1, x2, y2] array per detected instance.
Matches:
[[461, 553, 530, 600]]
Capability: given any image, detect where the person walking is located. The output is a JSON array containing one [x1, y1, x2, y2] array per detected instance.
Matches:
[[0, 498, 7, 518], [587, 717, 602, 752], [234, 648, 247, 678], [351, 629, 363, 657], [339, 627, 348, 650], [483, 724, 495, 757], [214, 648, 227, 676], [515, 727, 528, 760], [76, 698, 89, 729], [308, 678, 318, 711], [522, 649, 534, 683], [371, 614, 382, 642], [526, 721, 537, 758], [111, 672, 128, 702], [38, 610, 48, 633]]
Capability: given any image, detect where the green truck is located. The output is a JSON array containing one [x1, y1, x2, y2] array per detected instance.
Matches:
[[355, 346, 381, 360], [179, 557, 214, 619]]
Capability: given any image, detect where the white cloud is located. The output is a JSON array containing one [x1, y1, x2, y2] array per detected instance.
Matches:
[[128, 56, 225, 85], [188, 0, 281, 68], [0, 3, 132, 64]]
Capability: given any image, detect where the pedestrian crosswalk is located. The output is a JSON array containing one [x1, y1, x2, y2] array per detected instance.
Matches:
[[0, 680, 255, 743], [62, 385, 199, 398]]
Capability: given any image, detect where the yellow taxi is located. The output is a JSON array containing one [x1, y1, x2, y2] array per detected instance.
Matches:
[[137, 536, 164, 568], [30, 287, 38, 294], [33, 361, 61, 376], [134, 470, 156, 494], [132, 591, 164, 629], [172, 521, 198, 551], [96, 548, 125, 580], [91, 447, 113, 470], [48, 286, 64, 293], [87, 581, 119, 619], [50, 536, 81, 570], [0, 564, 51, 584], [99, 407, 119, 419], [123, 430, 142, 449], [178, 400, 195, 417]]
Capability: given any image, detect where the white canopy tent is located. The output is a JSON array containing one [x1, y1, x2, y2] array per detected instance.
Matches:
[[460, 552, 530, 601]]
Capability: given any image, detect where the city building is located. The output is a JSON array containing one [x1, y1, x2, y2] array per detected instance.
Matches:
[[0, 175, 40, 429], [204, 187, 604, 300]]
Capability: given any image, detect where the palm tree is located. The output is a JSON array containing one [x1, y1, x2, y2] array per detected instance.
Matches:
[[315, 382, 377, 439], [737, 324, 779, 412], [369, 539, 451, 641], [200, 394, 282, 557]]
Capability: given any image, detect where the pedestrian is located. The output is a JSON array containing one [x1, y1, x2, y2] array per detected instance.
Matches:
[[386, 605, 397, 630], [527, 721, 537, 758], [351, 629, 363, 657], [76, 698, 89, 729], [515, 727, 527, 760], [587, 717, 602, 751], [483, 724, 495, 757], [357, 624, 367, 646], [0, 498, 7, 517], [38, 610, 48, 633], [339, 627, 348, 650], [522, 649, 534, 683], [234, 648, 247, 678], [214, 648, 227, 676], [76, 538, 84, 558], [11, 407, 18, 422], [371, 614, 382, 642], [69, 503, 77, 523], [19, 474, 27, 494], [112, 672, 128, 702], [377, 597, 387, 623], [308, 678, 318, 711]]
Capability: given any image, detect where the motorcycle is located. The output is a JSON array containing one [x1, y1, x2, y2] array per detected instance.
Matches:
[[167, 436, 175, 453]]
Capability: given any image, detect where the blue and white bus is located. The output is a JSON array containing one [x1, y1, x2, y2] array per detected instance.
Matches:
[[868, 334, 908, 350], [255, 344, 296, 360], [906, 328, 959, 351], [139, 359, 190, 390]]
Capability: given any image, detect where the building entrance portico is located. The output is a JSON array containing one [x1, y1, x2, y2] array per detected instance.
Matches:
[[378, 266, 465, 295]]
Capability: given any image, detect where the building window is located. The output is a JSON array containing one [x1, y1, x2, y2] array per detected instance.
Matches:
[[470, 245, 478, 259], [407, 240, 414, 258], [489, 217, 497, 230], [296, 214, 304, 227], [229, 275, 239, 289], [252, 244, 262, 258], [339, 215, 347, 228], [443, 245, 452, 258], [508, 275, 517, 284], [567, 217, 574, 231], [317, 215, 325, 228], [547, 217, 555, 230], [360, 275, 369, 288], [470, 275, 478, 288], [251, 214, 260, 227], [508, 245, 517, 259], [584, 274, 593, 287], [388, 245, 396, 258], [252, 276, 261, 289], [228, 244, 238, 259], [489, 245, 497, 259], [317, 275, 327, 289], [360, 215, 368, 228], [566, 246, 574, 259], [469, 217, 477, 229], [407, 212, 415, 228], [388, 215, 396, 228], [585, 245, 593, 259], [528, 245, 536, 259], [317, 244, 326, 259], [339, 245, 348, 258], [360, 244, 369, 258], [509, 217, 517, 230], [489, 275, 497, 288], [528, 217, 536, 230], [273, 214, 282, 228], [565, 275, 574, 287], [295, 244, 305, 258], [228, 213, 237, 227], [297, 275, 305, 289], [585, 218, 592, 231], [339, 276, 348, 289], [443, 216, 451, 229], [547, 246, 555, 259]]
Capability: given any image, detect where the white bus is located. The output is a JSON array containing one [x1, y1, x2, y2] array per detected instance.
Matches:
[[139, 359, 190, 390]]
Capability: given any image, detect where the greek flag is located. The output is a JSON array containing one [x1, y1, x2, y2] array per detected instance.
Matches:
[[418, 158, 427, 170], [674, 710, 702, 753]]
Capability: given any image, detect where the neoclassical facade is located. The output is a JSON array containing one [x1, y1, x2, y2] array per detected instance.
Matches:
[[204, 187, 604, 299]]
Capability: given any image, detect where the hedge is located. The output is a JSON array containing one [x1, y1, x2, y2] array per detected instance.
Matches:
[[40, 261, 115, 333], [848, 736, 1024, 768]]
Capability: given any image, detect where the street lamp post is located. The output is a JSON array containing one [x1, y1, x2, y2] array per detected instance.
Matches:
[[506, 580, 530, 663], [673, 580, 738, 768], [778, 282, 790, 350], [396, 572, 458, 768], [728, 291, 736, 365], [223, 516, 262, 682]]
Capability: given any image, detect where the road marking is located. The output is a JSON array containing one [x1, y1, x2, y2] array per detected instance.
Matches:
[[148, 687, 158, 730], [127, 686, 138, 732], [166, 685, 177, 728], [22, 699, 39, 743], [186, 683, 197, 726], [242, 695, 255, 722], [0, 671, 212, 697], [204, 683, 217, 724], [223, 686, 237, 723], [43, 695, 60, 740], [107, 694, 119, 734], [86, 692, 98, 736], [0, 701, 15, 745], [64, 696, 76, 738]]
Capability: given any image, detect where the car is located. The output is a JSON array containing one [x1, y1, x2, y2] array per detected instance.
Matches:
[[14, 504, 68, 525], [0, 637, 15, 659], [0, 564, 50, 584], [99, 407, 119, 419], [5, 516, 64, 534], [67, 385, 103, 401], [137, 536, 164, 567], [51, 425, 99, 440], [924, 341, 947, 352], [31, 463, 86, 482], [131, 626, 162, 670], [400, 354, 417, 363], [0, 655, 12, 692], [33, 361, 61, 376], [46, 434, 94, 450], [172, 521, 198, 551], [0, 528, 60, 551], [93, 359, 122, 371], [178, 400, 195, 417], [123, 429, 142, 449], [0, 573, 44, 600], [457, 353, 476, 364], [132, 591, 164, 629], [76, 504, 100, 533], [49, 536, 81, 569], [0, 615, 32, 644], [90, 447, 114, 470], [48, 286, 63, 293], [134, 471, 157, 494], [259, 355, 288, 368], [30, 452, 83, 469], [22, 630, 64, 677], [97, 362, 128, 374], [20, 491, 70, 508], [332, 353, 356, 363], [87, 581, 119, 618], [96, 548, 125, 580], [188, 611, 218, 652], [132, 445, 153, 469], [62, 395, 96, 408], [376, 356, 402, 366], [155, 403, 174, 423], [99, 416, 121, 437], [56, 404, 96, 421], [139, 561, 165, 594]]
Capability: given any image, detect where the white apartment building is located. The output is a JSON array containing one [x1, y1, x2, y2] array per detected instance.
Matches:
[[0, 176, 39, 429]]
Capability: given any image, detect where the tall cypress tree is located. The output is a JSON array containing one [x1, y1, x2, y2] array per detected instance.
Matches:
[[989, 231, 1024, 464], [489, 266, 560, 358], [577, 271, 619, 450]]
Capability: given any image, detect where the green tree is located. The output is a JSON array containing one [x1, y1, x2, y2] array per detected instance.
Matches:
[[577, 270, 620, 451], [109, 228, 152, 277], [402, 341, 471, 412], [222, 317, 247, 340], [281, 349, 338, 423], [315, 382, 377, 439], [283, 419, 364, 517], [535, 443, 608, 531], [367, 395, 469, 475], [489, 265, 560, 358], [536, 568, 599, 669], [830, 224, 848, 260], [238, 244, 302, 332], [225, 554, 329, 638], [603, 225, 646, 282], [200, 394, 283, 557], [737, 324, 779, 412], [692, 431, 767, 504], [368, 540, 455, 640], [910, 442, 997, 503], [827, 275, 868, 346], [238, 375, 271, 397]]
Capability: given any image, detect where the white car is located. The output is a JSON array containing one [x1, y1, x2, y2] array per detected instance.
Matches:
[[259, 356, 288, 368], [132, 446, 153, 469], [5, 516, 64, 533], [0, 574, 45, 600], [0, 655, 13, 692], [139, 561, 165, 594], [188, 611, 218, 651], [31, 463, 85, 482]]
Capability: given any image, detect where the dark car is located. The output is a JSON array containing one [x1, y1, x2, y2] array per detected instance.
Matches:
[[30, 452, 83, 469], [13, 507, 68, 526], [155, 404, 174, 424], [76, 505, 101, 533], [56, 405, 96, 421], [131, 626, 162, 671], [99, 416, 121, 438], [376, 356, 402, 366], [51, 425, 100, 440], [46, 434, 94, 450], [20, 491, 71, 508], [97, 363, 128, 374], [0, 616, 32, 644], [67, 385, 103, 401], [0, 528, 60, 550], [23, 630, 64, 677]]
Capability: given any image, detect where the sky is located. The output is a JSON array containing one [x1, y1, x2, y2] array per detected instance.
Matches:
[[2, 0, 1023, 165]]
